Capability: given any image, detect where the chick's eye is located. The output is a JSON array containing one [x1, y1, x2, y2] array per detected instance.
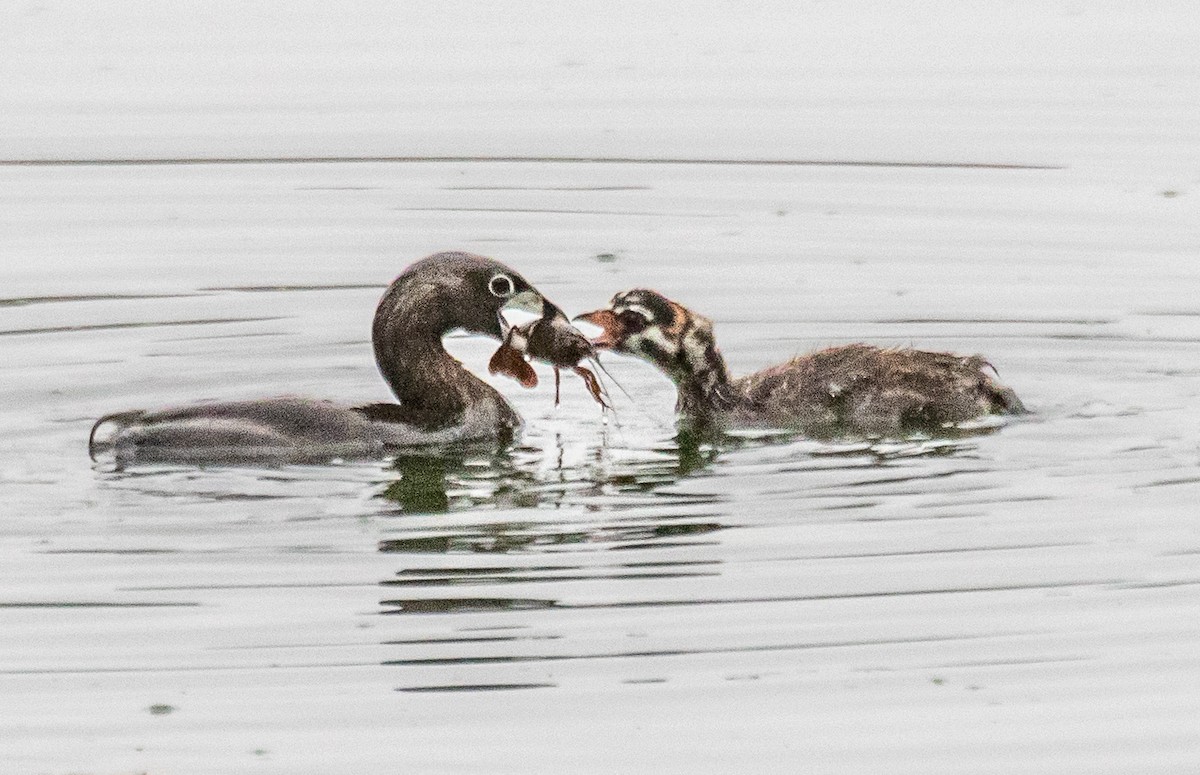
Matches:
[[488, 274, 516, 298], [619, 310, 649, 332]]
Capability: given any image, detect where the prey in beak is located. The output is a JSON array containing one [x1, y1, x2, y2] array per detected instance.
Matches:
[[495, 287, 547, 339], [488, 302, 611, 409]]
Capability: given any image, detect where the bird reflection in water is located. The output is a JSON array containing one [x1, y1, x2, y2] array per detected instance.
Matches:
[[375, 432, 728, 620], [377, 429, 721, 516]]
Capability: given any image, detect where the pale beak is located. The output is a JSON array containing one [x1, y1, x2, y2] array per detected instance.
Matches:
[[498, 289, 546, 334]]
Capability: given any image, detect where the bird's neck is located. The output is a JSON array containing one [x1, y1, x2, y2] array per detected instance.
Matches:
[[664, 330, 736, 420], [372, 293, 504, 431]]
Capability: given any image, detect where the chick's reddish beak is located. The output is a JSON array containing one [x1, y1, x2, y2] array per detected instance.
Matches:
[[573, 309, 623, 349]]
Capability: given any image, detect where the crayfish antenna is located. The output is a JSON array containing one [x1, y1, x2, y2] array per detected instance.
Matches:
[[589, 355, 634, 406]]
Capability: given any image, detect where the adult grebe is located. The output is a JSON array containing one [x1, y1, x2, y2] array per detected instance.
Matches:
[[89, 252, 584, 465]]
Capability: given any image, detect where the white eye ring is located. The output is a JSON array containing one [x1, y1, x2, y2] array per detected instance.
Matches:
[[488, 274, 515, 298]]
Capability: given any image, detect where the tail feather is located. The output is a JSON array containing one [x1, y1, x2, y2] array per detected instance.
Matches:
[[988, 381, 1027, 415], [88, 410, 145, 461]]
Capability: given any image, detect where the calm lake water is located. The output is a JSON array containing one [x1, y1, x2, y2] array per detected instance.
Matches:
[[3, 2, 1200, 773], [3, 158, 1199, 773]]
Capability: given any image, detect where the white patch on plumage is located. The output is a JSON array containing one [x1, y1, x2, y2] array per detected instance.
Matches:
[[681, 326, 710, 368], [686, 321, 710, 369], [626, 325, 678, 358], [680, 317, 730, 403], [614, 302, 655, 322]]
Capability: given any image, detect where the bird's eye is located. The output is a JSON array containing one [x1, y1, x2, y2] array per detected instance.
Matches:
[[488, 274, 516, 298], [619, 309, 649, 332]]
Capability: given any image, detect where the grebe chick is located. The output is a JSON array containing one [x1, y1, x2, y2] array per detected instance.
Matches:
[[577, 289, 1025, 437], [90, 252, 579, 465]]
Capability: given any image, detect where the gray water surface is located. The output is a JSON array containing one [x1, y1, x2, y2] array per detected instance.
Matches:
[[2, 156, 1199, 773]]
